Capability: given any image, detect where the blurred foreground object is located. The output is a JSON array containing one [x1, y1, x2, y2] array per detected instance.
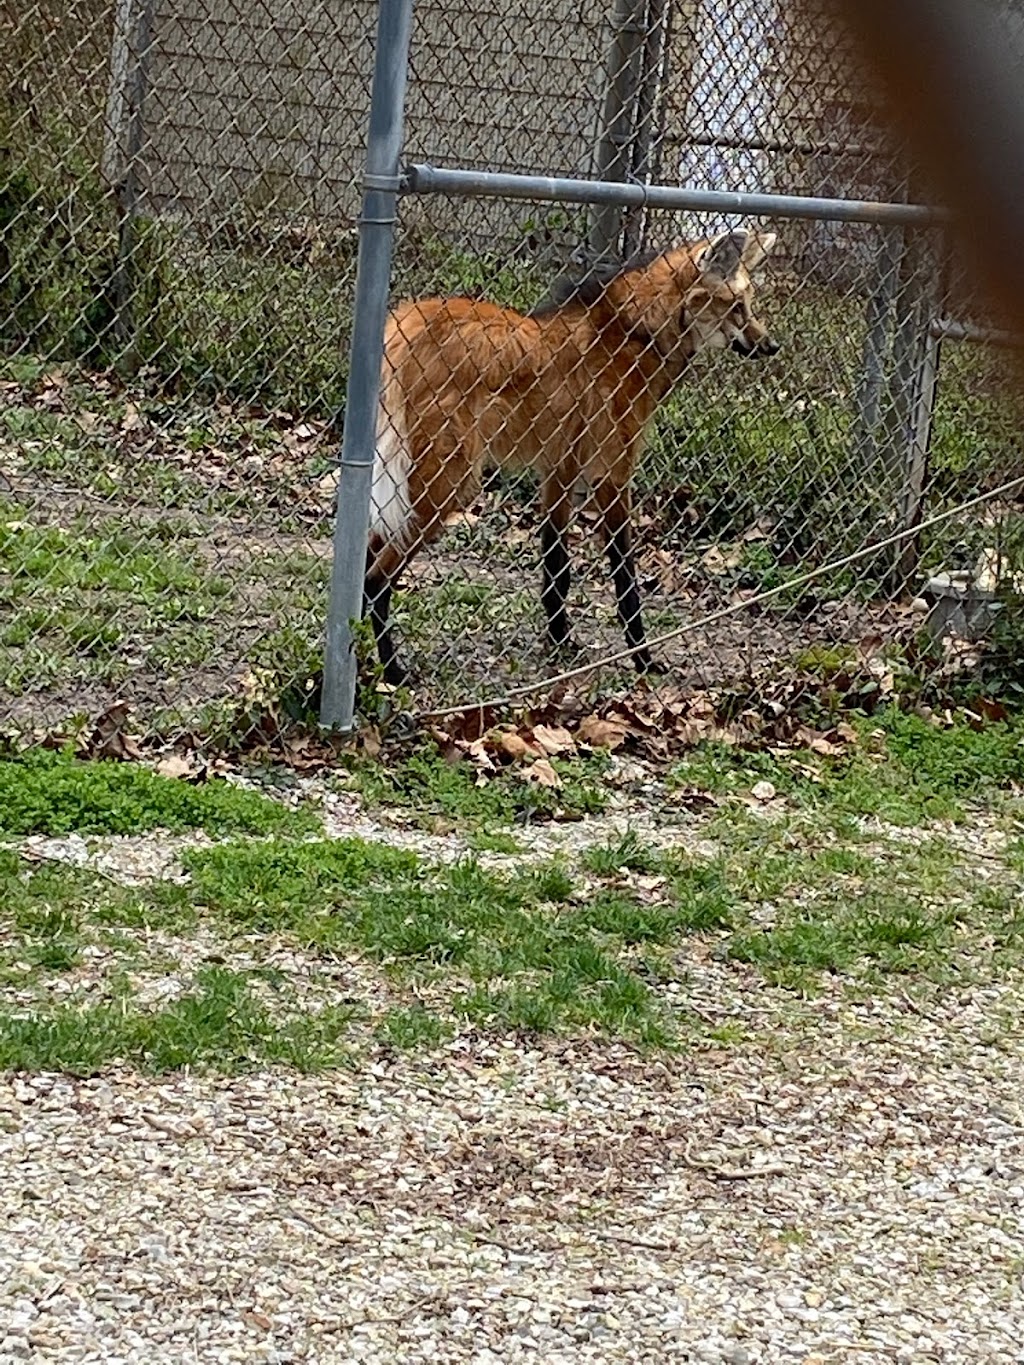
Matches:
[[834, 0, 1024, 336]]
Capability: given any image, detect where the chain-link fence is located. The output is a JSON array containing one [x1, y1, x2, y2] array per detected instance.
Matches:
[[3, 0, 1023, 740]]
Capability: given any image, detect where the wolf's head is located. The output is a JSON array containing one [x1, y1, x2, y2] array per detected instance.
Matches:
[[684, 228, 781, 358], [611, 227, 780, 369]]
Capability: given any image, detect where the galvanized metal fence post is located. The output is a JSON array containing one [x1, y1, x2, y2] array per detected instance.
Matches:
[[894, 233, 948, 588], [590, 0, 649, 261], [895, 308, 942, 587], [103, 0, 155, 357], [403, 165, 943, 228], [851, 221, 903, 485], [623, 0, 670, 257], [880, 223, 944, 588], [320, 0, 415, 731]]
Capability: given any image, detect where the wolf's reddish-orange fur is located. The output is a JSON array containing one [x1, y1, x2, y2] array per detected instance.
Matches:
[[363, 229, 779, 684]]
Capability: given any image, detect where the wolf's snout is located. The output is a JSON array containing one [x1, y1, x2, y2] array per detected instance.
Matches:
[[733, 335, 781, 358]]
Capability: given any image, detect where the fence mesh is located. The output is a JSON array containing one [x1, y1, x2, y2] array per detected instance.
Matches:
[[2, 0, 1023, 741]]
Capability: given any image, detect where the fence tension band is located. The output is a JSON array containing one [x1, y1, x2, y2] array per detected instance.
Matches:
[[363, 173, 404, 192]]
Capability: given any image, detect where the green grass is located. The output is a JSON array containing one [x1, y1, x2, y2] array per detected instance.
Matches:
[[0, 489, 330, 705], [160, 248, 354, 412], [668, 709, 1024, 826], [0, 503, 245, 695], [348, 742, 610, 829], [9, 422, 246, 515], [697, 804, 983, 988], [13, 891, 82, 971], [576, 886, 726, 941], [2, 698, 1024, 1069], [457, 968, 670, 1046], [0, 515, 229, 604], [183, 836, 420, 932], [581, 830, 663, 876], [727, 892, 955, 982], [0, 965, 357, 1074], [0, 747, 317, 837], [375, 1005, 453, 1050], [0, 837, 685, 1054], [171, 767, 1020, 1022], [90, 881, 199, 934], [1, 794, 1022, 1067]]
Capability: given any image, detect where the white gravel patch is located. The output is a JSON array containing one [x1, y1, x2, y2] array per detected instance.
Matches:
[[16, 831, 219, 885]]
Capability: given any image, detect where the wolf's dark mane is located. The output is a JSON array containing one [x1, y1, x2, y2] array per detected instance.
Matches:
[[528, 249, 663, 317]]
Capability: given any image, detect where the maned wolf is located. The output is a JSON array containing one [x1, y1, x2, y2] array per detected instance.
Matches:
[[362, 227, 780, 685]]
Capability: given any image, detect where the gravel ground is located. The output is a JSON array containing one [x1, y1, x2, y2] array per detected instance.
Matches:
[[3, 984, 1024, 1364]]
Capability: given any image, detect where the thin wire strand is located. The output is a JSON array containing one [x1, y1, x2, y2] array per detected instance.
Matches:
[[416, 474, 1024, 721]]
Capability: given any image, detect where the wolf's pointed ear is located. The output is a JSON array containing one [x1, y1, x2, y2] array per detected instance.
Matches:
[[698, 229, 747, 282], [699, 228, 778, 281], [742, 231, 777, 271]]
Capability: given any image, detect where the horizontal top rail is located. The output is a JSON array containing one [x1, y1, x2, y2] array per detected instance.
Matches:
[[402, 164, 947, 227], [929, 317, 1024, 348]]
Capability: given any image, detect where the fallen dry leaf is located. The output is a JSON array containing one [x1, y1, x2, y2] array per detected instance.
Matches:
[[687, 692, 719, 720], [496, 730, 540, 762], [83, 703, 144, 762], [576, 714, 629, 750], [795, 725, 845, 757], [464, 737, 499, 774], [121, 402, 145, 432], [281, 733, 336, 771], [809, 736, 844, 756], [701, 544, 743, 574], [522, 758, 562, 789], [740, 517, 775, 542], [154, 753, 198, 781], [607, 702, 658, 734], [529, 723, 575, 756], [358, 725, 382, 759], [675, 719, 714, 748], [241, 1311, 273, 1332], [751, 779, 777, 802]]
